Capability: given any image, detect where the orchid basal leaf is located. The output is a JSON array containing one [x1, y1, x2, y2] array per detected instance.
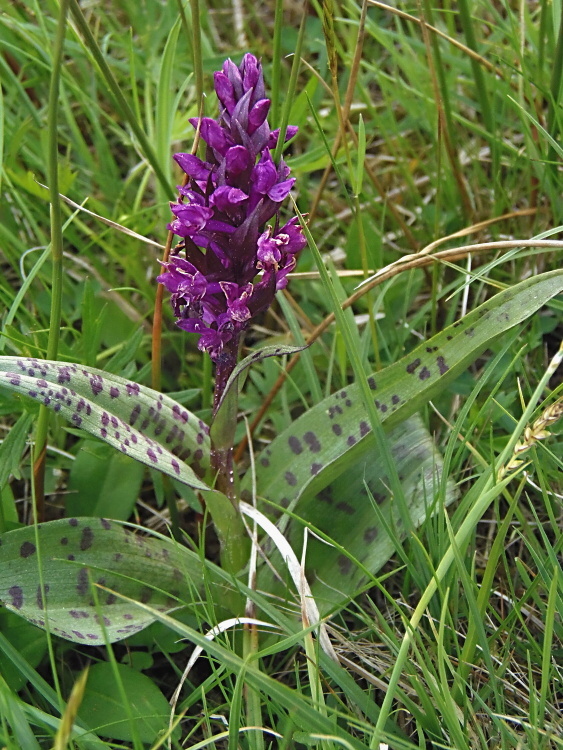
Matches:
[[247, 270, 563, 509], [286, 414, 458, 612], [0, 517, 229, 644], [0, 358, 211, 491]]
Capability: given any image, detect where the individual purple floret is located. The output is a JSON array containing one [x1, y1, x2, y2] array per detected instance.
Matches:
[[158, 53, 306, 364]]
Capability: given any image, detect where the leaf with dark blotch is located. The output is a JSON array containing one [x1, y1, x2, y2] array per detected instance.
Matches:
[[279, 415, 458, 612], [0, 518, 230, 644], [0, 358, 211, 490], [248, 270, 563, 510]]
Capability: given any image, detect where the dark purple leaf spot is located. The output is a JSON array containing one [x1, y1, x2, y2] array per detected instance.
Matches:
[[436, 356, 449, 375], [364, 527, 378, 543], [37, 379, 48, 388], [67, 554, 75, 561], [171, 459, 180, 475], [71, 414, 82, 427], [90, 377, 103, 396], [311, 463, 322, 475], [60, 536, 68, 545], [76, 568, 88, 596], [194, 449, 203, 461], [20, 541, 36, 558], [368, 376, 377, 390], [106, 593, 117, 605], [391, 394, 400, 405], [126, 383, 140, 396], [284, 471, 297, 486], [129, 404, 141, 426], [419, 366, 431, 380], [303, 431, 321, 453], [337, 555, 352, 575], [9, 586, 23, 609], [345, 399, 352, 407], [332, 424, 342, 436], [347, 435, 356, 446], [80, 527, 94, 551], [147, 448, 158, 463], [110, 416, 118, 428], [196, 432, 204, 445], [100, 428, 107, 438], [336, 501, 356, 515], [406, 358, 421, 374], [359, 421, 369, 437], [288, 435, 303, 455], [380, 403, 388, 413], [140, 587, 152, 604], [318, 489, 333, 504], [101, 412, 110, 426], [70, 610, 89, 619], [110, 386, 120, 398], [100, 518, 111, 530], [260, 456, 270, 467], [57, 368, 71, 384]]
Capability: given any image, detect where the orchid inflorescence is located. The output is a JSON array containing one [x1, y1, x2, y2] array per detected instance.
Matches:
[[158, 54, 306, 365]]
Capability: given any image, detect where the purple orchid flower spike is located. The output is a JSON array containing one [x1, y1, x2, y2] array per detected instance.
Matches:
[[158, 54, 306, 378]]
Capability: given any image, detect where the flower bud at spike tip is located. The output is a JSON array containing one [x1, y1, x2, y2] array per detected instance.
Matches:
[[158, 54, 307, 362]]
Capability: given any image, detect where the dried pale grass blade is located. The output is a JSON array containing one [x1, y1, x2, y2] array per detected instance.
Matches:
[[240, 501, 339, 662], [35, 182, 166, 248]]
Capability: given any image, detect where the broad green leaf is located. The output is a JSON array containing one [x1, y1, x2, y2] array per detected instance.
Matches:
[[284, 414, 457, 611], [0, 517, 230, 644], [247, 270, 563, 510], [77, 662, 177, 743], [0, 358, 211, 491]]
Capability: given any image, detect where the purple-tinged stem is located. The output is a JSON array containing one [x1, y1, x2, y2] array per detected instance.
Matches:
[[211, 334, 240, 503]]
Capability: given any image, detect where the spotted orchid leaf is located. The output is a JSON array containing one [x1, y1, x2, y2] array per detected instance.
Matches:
[[283, 414, 458, 612], [247, 270, 563, 510], [0, 517, 230, 644], [0, 359, 211, 491]]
